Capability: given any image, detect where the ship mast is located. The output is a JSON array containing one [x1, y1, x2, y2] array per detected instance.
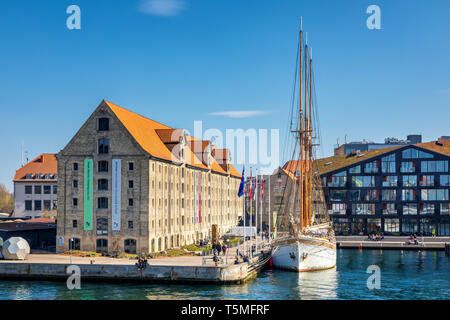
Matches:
[[308, 47, 313, 226], [298, 18, 304, 231], [303, 32, 309, 228]]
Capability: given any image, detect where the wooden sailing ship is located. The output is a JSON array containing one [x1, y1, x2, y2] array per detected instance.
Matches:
[[271, 19, 336, 272]]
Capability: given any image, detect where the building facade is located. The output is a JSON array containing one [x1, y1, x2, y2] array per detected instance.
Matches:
[[13, 154, 58, 219], [56, 100, 242, 254], [313, 140, 450, 236]]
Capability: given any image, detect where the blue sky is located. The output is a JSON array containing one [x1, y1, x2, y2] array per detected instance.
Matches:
[[1, 0, 450, 191]]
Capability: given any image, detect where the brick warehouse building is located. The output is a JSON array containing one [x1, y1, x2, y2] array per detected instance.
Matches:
[[56, 100, 242, 254], [282, 139, 450, 236]]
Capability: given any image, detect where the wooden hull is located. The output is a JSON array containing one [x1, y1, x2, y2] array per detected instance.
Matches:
[[271, 235, 336, 272]]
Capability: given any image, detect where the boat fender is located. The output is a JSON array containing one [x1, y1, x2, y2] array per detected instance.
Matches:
[[289, 252, 296, 260], [302, 252, 308, 261]]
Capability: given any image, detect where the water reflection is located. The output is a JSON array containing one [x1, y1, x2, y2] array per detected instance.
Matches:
[[296, 268, 338, 300]]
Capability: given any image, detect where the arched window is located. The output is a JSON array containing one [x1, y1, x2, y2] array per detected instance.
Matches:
[[124, 239, 137, 254], [69, 238, 81, 250], [96, 239, 108, 254]]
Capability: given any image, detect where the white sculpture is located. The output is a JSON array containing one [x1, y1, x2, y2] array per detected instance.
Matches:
[[2, 237, 30, 260]]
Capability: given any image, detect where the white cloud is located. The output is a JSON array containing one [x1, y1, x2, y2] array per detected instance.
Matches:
[[139, 0, 186, 16], [209, 110, 270, 118]]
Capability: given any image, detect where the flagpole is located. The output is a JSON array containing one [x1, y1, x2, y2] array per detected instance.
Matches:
[[243, 192, 246, 256], [268, 174, 271, 241], [260, 174, 263, 247], [255, 169, 258, 253], [249, 167, 253, 257]]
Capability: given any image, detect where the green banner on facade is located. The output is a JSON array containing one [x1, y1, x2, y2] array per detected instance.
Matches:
[[84, 159, 93, 230]]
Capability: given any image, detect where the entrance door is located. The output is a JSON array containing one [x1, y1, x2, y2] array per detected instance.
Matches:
[[96, 239, 108, 254]]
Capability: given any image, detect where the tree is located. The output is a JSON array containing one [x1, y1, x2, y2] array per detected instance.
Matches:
[[0, 184, 14, 214]]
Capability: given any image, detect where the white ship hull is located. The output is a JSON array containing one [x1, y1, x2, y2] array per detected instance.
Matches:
[[271, 235, 336, 272]]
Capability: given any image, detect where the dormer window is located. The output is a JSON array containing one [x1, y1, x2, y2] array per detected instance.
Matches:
[[25, 174, 33, 179], [98, 118, 109, 131], [35, 174, 43, 179], [44, 174, 51, 180]]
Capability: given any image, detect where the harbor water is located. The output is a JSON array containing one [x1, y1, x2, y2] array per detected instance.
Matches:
[[0, 249, 449, 300]]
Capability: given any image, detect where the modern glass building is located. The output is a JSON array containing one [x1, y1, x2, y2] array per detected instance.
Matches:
[[285, 139, 450, 236]]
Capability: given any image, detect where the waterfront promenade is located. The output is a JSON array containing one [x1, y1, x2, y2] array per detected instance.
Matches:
[[0, 240, 270, 284], [336, 236, 450, 250]]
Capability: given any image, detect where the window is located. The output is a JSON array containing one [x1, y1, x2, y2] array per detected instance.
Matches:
[[364, 190, 379, 201], [53, 185, 57, 194], [420, 203, 435, 215], [329, 190, 346, 201], [401, 161, 415, 173], [364, 161, 379, 173], [128, 199, 134, 207], [128, 180, 134, 189], [420, 175, 435, 187], [73, 163, 78, 171], [328, 203, 346, 215], [98, 179, 108, 191], [349, 190, 362, 201], [402, 219, 418, 233], [421, 160, 448, 173], [43, 185, 51, 194], [98, 197, 108, 209], [402, 148, 433, 159], [73, 180, 78, 188], [43, 200, 51, 211], [98, 161, 109, 172], [328, 171, 346, 187], [440, 175, 450, 186], [73, 198, 78, 207], [333, 218, 349, 235], [421, 189, 449, 201], [98, 118, 109, 131], [72, 220, 78, 228], [402, 175, 417, 187], [96, 218, 108, 236], [34, 185, 42, 194], [384, 218, 400, 234], [382, 190, 396, 201], [25, 200, 32, 211], [52, 200, 57, 209], [381, 154, 396, 173], [96, 239, 108, 253], [367, 218, 382, 233], [352, 176, 375, 187], [128, 162, 134, 171], [98, 138, 109, 154], [349, 165, 361, 174], [352, 203, 375, 215], [34, 200, 42, 211], [403, 204, 417, 215], [25, 186, 32, 194], [124, 239, 136, 254], [402, 189, 416, 201], [128, 221, 134, 229], [441, 203, 450, 215], [382, 176, 397, 187], [383, 203, 397, 215]]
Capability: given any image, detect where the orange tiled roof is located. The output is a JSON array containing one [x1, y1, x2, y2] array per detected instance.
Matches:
[[13, 154, 57, 182], [104, 100, 240, 177]]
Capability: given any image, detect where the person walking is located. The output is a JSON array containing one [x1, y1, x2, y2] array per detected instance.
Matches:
[[222, 244, 227, 256], [217, 243, 222, 256]]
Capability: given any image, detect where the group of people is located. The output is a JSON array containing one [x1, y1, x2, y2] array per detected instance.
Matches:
[[406, 233, 424, 245], [135, 256, 148, 270], [212, 242, 227, 256], [367, 233, 384, 241]]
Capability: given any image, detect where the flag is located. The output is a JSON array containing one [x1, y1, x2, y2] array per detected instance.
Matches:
[[238, 167, 245, 197], [261, 178, 264, 200], [248, 169, 253, 201]]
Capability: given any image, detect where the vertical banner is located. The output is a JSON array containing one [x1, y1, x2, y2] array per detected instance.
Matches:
[[84, 159, 93, 230], [112, 159, 122, 231], [273, 211, 277, 239], [199, 172, 202, 223], [194, 171, 197, 224]]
